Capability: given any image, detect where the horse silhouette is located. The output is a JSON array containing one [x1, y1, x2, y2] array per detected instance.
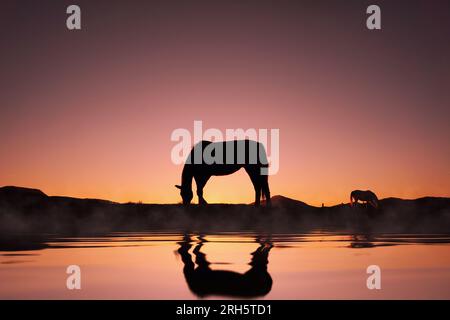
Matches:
[[177, 235, 273, 298], [350, 190, 379, 208], [175, 140, 271, 206]]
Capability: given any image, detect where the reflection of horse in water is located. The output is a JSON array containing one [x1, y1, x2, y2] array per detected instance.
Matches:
[[177, 235, 273, 298], [349, 234, 396, 249], [175, 140, 271, 206], [350, 190, 379, 208]]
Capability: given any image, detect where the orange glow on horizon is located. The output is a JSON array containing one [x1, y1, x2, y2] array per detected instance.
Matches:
[[1, 1, 449, 206]]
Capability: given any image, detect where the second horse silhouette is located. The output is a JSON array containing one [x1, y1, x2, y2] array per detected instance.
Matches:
[[175, 140, 271, 206], [350, 190, 379, 208]]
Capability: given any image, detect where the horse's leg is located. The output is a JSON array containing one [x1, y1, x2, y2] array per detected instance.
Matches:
[[374, 199, 379, 208], [245, 167, 261, 206], [177, 236, 195, 273], [195, 175, 210, 205], [261, 174, 271, 207], [370, 199, 378, 208], [193, 241, 211, 271], [254, 182, 261, 207]]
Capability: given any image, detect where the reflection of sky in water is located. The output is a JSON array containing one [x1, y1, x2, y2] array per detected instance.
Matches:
[[1, 231, 450, 299]]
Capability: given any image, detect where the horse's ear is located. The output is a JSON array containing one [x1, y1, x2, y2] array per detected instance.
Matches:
[[175, 185, 182, 189]]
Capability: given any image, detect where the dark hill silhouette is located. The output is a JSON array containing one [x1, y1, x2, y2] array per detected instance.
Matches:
[[0, 186, 449, 234], [258, 195, 312, 209], [0, 186, 47, 204]]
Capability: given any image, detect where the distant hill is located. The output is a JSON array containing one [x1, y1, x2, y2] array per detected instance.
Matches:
[[0, 186, 47, 198], [259, 195, 315, 209], [0, 186, 449, 234], [0, 186, 47, 206], [0, 186, 115, 207]]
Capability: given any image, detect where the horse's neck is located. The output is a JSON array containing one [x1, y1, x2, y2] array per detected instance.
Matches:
[[181, 165, 193, 190]]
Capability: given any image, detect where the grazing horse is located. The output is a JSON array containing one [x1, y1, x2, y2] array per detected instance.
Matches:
[[350, 190, 379, 208], [175, 140, 271, 206], [177, 235, 273, 298]]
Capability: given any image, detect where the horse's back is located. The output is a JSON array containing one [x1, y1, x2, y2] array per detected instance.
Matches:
[[351, 189, 378, 200], [186, 140, 268, 167], [187, 269, 272, 297]]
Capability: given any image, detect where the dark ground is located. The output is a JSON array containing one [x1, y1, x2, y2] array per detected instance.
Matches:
[[1, 186, 449, 235]]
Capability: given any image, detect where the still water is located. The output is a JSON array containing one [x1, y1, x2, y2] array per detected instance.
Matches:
[[1, 231, 450, 299]]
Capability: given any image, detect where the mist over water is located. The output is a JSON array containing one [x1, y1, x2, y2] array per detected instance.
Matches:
[[1, 187, 449, 299]]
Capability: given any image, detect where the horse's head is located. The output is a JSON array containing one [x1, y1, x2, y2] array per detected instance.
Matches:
[[175, 185, 193, 205]]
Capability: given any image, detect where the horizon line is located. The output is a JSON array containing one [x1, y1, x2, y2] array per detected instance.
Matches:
[[1, 185, 449, 208]]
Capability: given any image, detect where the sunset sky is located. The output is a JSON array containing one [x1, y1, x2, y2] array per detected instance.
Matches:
[[1, 0, 449, 206]]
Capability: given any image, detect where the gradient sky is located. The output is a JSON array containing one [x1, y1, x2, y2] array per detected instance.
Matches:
[[1, 0, 449, 205]]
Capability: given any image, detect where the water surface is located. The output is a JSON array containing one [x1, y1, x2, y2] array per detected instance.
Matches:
[[1, 231, 450, 299]]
